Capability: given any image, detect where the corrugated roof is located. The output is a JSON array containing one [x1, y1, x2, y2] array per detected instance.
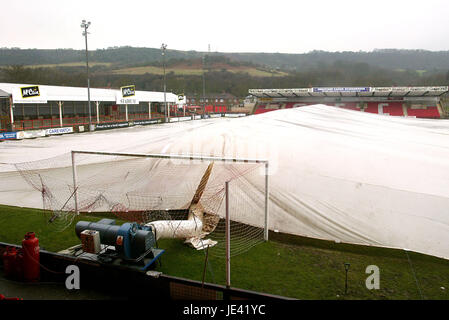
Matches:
[[0, 89, 10, 98]]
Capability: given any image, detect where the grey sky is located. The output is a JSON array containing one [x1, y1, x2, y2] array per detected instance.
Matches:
[[1, 0, 449, 53]]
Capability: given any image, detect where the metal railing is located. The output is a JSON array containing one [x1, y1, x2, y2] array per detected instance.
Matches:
[[8, 111, 247, 131]]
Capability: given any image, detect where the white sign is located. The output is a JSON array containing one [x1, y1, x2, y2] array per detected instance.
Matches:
[[13, 85, 47, 104], [313, 87, 370, 93], [225, 113, 246, 118], [116, 86, 139, 105], [20, 130, 46, 139], [45, 127, 74, 135]]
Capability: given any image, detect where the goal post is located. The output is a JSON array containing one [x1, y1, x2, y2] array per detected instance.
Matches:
[[70, 150, 270, 242]]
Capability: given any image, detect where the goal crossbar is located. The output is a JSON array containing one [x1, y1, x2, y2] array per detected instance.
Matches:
[[71, 150, 268, 164], [71, 150, 270, 241]]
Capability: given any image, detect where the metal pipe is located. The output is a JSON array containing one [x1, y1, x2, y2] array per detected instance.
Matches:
[[71, 151, 79, 215], [9, 96, 14, 129], [96, 101, 100, 124], [58, 101, 63, 127]]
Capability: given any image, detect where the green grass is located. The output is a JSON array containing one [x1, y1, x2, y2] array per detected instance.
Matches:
[[111, 65, 287, 77], [1, 204, 448, 300], [0, 205, 120, 252], [394, 68, 427, 76], [25, 62, 113, 68], [22, 61, 287, 77]]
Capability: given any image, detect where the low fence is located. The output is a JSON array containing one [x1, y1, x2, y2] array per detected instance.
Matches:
[[0, 242, 289, 300], [1, 113, 249, 140]]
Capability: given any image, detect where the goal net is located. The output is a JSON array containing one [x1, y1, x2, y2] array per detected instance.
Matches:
[[15, 151, 269, 257]]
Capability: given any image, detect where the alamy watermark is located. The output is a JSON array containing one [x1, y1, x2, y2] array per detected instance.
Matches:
[[365, 265, 380, 290], [65, 265, 80, 290]]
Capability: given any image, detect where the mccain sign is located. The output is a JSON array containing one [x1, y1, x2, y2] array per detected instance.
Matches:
[[21, 86, 40, 98], [116, 85, 139, 104], [13, 85, 47, 104]]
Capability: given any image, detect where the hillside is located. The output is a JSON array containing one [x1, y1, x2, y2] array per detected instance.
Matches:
[[1, 47, 448, 98], [2, 47, 449, 73], [110, 57, 287, 77]]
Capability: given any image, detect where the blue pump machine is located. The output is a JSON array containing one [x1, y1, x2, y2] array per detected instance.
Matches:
[[75, 219, 164, 271]]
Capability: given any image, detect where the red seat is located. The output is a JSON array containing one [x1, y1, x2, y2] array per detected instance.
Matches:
[[382, 102, 404, 116], [254, 105, 267, 114], [284, 102, 310, 109], [333, 102, 360, 110], [364, 102, 404, 116], [407, 106, 440, 118], [365, 102, 380, 114]]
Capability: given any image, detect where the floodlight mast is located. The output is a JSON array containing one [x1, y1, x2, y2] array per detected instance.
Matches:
[[81, 20, 92, 131], [161, 43, 168, 122], [202, 55, 206, 118]]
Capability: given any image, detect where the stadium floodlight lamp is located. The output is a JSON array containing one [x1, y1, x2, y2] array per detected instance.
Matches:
[[161, 43, 167, 55], [81, 20, 91, 35]]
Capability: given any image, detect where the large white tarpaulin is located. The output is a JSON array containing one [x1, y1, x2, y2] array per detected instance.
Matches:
[[1, 105, 449, 259]]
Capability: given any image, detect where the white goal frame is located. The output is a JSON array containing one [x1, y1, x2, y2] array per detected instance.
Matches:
[[70, 150, 270, 241]]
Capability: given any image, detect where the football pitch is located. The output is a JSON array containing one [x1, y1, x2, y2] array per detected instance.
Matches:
[[1, 204, 448, 300]]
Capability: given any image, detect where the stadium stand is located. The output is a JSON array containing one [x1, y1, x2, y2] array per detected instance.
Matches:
[[248, 87, 448, 119]]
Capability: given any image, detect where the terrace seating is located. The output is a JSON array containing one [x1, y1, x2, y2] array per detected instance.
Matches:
[[333, 103, 360, 111], [364, 102, 404, 116], [284, 102, 309, 109], [407, 106, 440, 118], [382, 102, 404, 116], [254, 105, 267, 114], [253, 101, 441, 119], [364, 102, 381, 114]]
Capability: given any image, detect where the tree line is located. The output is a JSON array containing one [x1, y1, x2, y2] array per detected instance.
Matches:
[[1, 62, 448, 99], [2, 47, 449, 72]]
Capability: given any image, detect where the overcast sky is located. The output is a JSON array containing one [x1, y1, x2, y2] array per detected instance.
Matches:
[[1, 0, 449, 53]]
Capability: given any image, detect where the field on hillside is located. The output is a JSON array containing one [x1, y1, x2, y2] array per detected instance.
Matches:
[[1, 205, 448, 300], [25, 62, 113, 68], [112, 65, 287, 77], [23, 61, 288, 77]]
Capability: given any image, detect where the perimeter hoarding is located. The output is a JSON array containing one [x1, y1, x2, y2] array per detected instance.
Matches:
[[0, 132, 17, 140], [312, 87, 370, 93]]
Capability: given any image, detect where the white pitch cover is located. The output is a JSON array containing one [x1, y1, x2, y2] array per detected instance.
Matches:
[[1, 105, 449, 259]]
